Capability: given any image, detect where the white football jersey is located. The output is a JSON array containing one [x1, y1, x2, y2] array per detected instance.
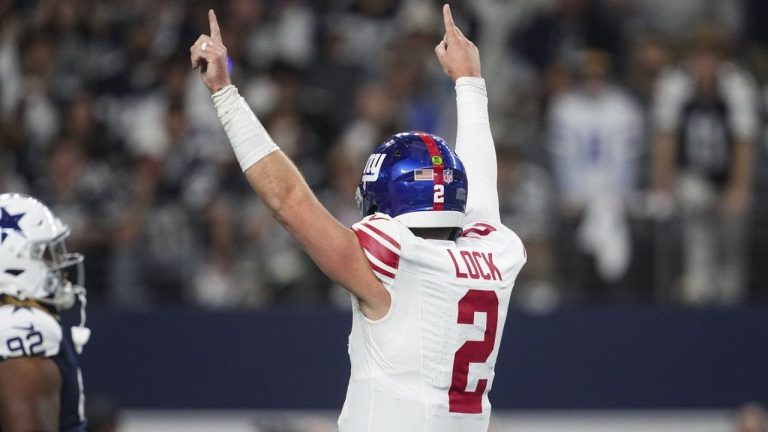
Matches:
[[0, 304, 62, 359], [338, 213, 526, 432]]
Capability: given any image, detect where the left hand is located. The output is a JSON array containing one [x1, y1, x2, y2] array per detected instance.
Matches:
[[190, 9, 231, 94], [434, 4, 481, 81]]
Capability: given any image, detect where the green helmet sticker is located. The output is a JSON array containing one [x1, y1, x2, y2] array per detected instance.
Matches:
[[431, 155, 443, 165]]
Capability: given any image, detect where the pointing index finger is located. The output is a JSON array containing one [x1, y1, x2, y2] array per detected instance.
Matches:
[[209, 9, 222, 43], [443, 4, 455, 32]]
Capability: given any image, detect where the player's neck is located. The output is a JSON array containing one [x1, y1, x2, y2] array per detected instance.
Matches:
[[409, 227, 458, 241], [0, 294, 56, 316]]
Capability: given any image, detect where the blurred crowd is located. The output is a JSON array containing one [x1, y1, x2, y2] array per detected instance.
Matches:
[[1, 0, 767, 310]]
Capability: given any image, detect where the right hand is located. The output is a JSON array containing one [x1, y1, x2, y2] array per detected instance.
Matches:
[[434, 4, 481, 81], [190, 9, 232, 94]]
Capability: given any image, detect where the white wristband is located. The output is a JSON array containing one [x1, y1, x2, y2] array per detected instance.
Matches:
[[455, 77, 489, 126], [212, 85, 279, 172]]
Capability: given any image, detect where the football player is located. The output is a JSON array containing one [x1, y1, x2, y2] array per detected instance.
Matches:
[[190, 4, 525, 431], [0, 193, 90, 432]]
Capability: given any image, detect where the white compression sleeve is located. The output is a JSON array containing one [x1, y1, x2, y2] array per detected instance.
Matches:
[[454, 77, 500, 223], [212, 85, 279, 172]]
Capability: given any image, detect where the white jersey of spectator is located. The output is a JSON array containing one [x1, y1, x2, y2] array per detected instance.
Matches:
[[338, 78, 526, 432], [550, 85, 644, 205], [549, 85, 643, 281], [651, 61, 758, 304], [653, 62, 759, 171]]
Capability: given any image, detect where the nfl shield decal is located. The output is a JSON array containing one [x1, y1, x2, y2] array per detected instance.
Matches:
[[444, 169, 453, 184]]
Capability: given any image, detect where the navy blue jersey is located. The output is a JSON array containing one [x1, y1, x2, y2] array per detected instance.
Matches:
[[0, 304, 87, 432], [678, 98, 733, 187]]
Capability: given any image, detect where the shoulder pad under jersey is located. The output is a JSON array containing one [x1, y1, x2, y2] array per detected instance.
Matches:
[[0, 304, 62, 359], [352, 213, 404, 288]]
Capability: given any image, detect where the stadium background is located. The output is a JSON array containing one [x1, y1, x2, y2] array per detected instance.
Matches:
[[0, 0, 767, 430]]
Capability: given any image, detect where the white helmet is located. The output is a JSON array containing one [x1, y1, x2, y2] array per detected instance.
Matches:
[[0, 193, 85, 309]]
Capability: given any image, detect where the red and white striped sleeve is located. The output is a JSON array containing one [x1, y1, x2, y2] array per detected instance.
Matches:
[[459, 222, 497, 239], [352, 214, 402, 287]]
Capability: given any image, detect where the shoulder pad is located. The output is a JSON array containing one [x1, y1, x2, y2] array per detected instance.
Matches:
[[352, 213, 403, 287], [0, 305, 62, 359], [459, 220, 527, 261], [459, 221, 500, 239]]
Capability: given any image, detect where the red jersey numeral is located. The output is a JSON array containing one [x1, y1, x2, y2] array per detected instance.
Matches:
[[449, 289, 499, 414]]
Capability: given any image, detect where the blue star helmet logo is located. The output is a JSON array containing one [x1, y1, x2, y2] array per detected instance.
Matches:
[[0, 207, 25, 243]]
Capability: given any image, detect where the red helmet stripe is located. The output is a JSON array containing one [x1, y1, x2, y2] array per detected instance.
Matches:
[[417, 133, 444, 211]]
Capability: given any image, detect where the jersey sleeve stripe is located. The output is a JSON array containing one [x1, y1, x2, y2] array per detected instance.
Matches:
[[461, 223, 497, 238], [461, 228, 488, 238], [356, 223, 400, 255], [474, 223, 497, 232], [354, 227, 401, 270], [362, 249, 398, 275], [362, 222, 401, 250], [363, 251, 397, 279]]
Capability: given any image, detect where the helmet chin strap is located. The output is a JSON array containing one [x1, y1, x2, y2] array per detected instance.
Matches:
[[70, 287, 90, 354]]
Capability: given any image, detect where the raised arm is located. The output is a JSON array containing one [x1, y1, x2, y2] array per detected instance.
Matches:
[[435, 4, 499, 224], [190, 10, 389, 319]]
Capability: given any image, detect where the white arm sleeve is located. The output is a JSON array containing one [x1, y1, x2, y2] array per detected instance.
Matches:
[[719, 64, 759, 141], [212, 85, 280, 172], [454, 77, 500, 223]]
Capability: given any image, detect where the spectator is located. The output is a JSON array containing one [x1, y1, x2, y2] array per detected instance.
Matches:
[[42, 136, 115, 301], [303, 28, 365, 137], [497, 146, 558, 311], [549, 49, 643, 301], [651, 26, 758, 305], [16, 33, 60, 181], [320, 146, 367, 308], [109, 102, 207, 306], [328, 0, 401, 73], [337, 81, 398, 170], [626, 32, 672, 109], [241, 0, 315, 69], [513, 0, 623, 73], [627, 0, 743, 43]]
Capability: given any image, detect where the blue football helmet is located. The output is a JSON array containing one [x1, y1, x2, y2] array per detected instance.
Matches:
[[356, 132, 468, 228]]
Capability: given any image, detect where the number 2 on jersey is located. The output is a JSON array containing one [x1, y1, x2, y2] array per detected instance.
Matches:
[[449, 289, 499, 414]]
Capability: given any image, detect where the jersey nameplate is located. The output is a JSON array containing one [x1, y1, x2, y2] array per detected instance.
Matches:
[[447, 249, 502, 281]]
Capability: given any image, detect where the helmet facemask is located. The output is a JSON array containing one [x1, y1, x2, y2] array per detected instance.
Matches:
[[31, 230, 85, 310], [355, 184, 378, 218]]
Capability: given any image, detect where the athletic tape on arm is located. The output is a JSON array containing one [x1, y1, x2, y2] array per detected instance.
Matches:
[[212, 85, 279, 172]]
